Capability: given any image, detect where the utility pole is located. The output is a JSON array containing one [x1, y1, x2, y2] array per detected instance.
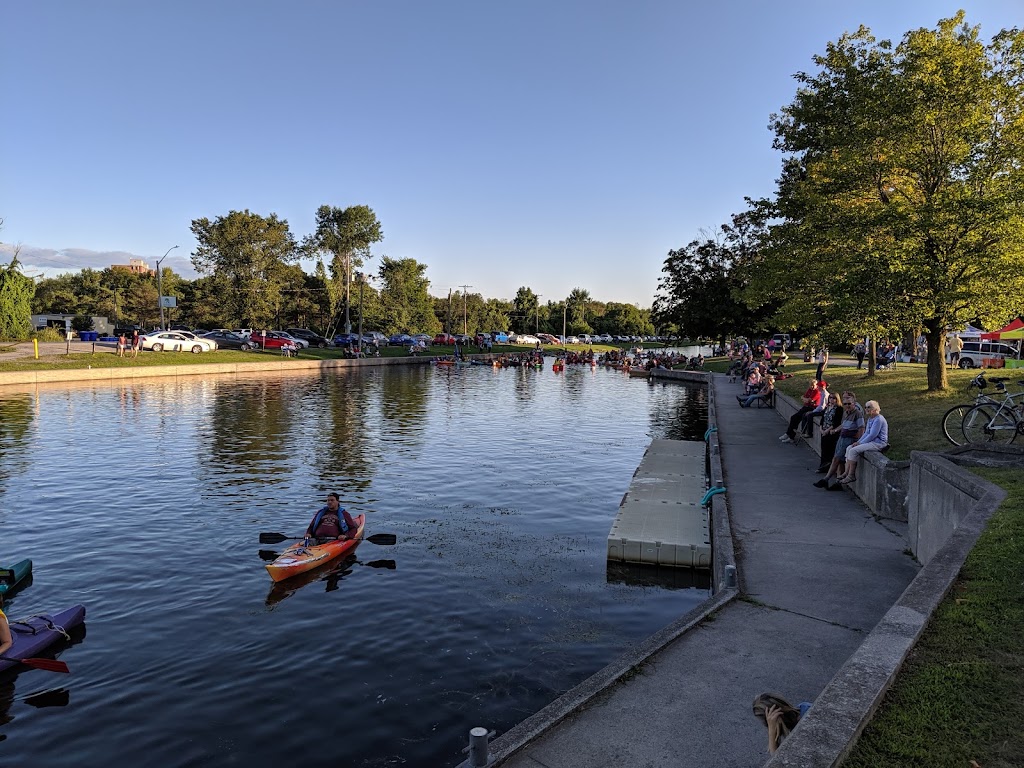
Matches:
[[446, 288, 453, 334], [156, 245, 178, 330], [535, 295, 542, 334], [459, 285, 473, 335], [357, 272, 365, 355]]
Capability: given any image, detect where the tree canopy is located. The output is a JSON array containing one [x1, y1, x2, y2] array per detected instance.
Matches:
[[191, 209, 298, 327], [753, 13, 1024, 389]]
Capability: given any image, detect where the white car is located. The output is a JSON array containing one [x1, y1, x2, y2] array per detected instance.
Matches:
[[511, 334, 541, 345], [141, 331, 217, 353]]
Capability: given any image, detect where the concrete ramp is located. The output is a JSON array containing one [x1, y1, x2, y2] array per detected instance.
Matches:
[[607, 439, 710, 568]]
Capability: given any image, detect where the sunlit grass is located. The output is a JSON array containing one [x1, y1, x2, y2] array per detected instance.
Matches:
[[844, 468, 1024, 768]]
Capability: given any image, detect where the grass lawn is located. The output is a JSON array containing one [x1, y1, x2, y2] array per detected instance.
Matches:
[[844, 467, 1024, 768]]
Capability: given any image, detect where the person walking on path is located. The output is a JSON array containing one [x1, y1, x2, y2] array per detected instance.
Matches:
[[949, 333, 963, 369], [131, 330, 141, 358], [854, 340, 866, 369], [116, 333, 127, 358], [815, 347, 829, 381]]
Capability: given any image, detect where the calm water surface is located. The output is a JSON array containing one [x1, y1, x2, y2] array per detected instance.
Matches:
[[0, 362, 707, 767]]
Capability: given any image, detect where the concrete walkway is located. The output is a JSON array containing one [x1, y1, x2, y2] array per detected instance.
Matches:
[[498, 373, 919, 768]]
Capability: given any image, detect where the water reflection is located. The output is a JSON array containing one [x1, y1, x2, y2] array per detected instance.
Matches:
[[263, 552, 397, 608], [0, 395, 33, 486]]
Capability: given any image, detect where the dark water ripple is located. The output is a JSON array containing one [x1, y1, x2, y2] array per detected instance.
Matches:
[[0, 361, 707, 766]]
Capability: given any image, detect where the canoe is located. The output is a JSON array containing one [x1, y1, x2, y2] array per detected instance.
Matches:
[[434, 360, 455, 366], [265, 514, 366, 582], [1, 605, 86, 673], [0, 560, 32, 596]]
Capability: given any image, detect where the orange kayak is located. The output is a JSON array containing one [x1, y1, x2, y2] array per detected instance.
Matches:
[[265, 514, 365, 582]]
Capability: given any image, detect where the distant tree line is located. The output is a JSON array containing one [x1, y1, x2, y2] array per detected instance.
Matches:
[[654, 13, 1024, 390], [12, 205, 658, 341]]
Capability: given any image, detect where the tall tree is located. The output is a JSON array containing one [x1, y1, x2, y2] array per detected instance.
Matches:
[[0, 253, 34, 340], [513, 286, 540, 332], [190, 210, 298, 327], [761, 13, 1024, 390], [303, 205, 383, 334], [376, 257, 439, 334]]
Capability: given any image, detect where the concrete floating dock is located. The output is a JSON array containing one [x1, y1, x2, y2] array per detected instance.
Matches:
[[607, 439, 710, 568]]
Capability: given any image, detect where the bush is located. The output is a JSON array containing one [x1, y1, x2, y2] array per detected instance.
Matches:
[[31, 327, 66, 342]]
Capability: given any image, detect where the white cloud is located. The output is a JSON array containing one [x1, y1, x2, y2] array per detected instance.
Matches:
[[0, 243, 199, 279]]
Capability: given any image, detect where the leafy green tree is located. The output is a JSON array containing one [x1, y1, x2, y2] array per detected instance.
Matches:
[[760, 13, 1024, 390], [513, 286, 541, 333], [376, 257, 439, 334], [303, 205, 383, 334], [598, 303, 655, 336], [0, 254, 34, 340], [190, 210, 298, 328]]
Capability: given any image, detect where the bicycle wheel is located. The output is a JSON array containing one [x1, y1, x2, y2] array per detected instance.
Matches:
[[941, 403, 976, 445], [962, 404, 1019, 445]]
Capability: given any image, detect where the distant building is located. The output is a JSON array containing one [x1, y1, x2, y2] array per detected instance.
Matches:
[[111, 258, 154, 276]]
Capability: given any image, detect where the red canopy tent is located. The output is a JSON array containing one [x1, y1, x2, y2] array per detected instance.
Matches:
[[980, 318, 1024, 340]]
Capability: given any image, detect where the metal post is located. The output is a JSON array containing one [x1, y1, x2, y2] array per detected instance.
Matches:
[[357, 272, 364, 357], [468, 726, 492, 767], [157, 245, 178, 330]]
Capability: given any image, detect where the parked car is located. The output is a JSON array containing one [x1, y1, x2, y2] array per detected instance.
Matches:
[[388, 333, 412, 346], [769, 333, 793, 350], [363, 331, 388, 345], [141, 331, 217, 353], [271, 331, 308, 349], [511, 334, 542, 346], [453, 334, 473, 345], [334, 333, 359, 347], [957, 341, 1020, 369], [113, 323, 144, 338], [565, 336, 579, 344], [250, 331, 291, 350], [285, 328, 331, 348], [201, 330, 254, 351], [489, 331, 509, 343], [233, 328, 254, 339], [433, 333, 456, 345]]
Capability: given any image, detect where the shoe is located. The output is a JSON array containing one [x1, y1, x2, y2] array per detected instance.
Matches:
[[779, 434, 790, 441], [840, 477, 856, 485], [813, 479, 828, 488], [780, 436, 794, 444]]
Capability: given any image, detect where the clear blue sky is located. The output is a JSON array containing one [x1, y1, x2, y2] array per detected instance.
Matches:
[[1, 1, 1018, 306]]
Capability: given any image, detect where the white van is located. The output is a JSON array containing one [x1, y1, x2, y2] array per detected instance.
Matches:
[[956, 341, 1020, 369]]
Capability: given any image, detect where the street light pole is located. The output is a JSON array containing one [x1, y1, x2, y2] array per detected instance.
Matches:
[[156, 245, 179, 330], [357, 272, 365, 356], [535, 295, 542, 334]]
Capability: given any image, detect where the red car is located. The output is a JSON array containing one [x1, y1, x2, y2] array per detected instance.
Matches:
[[433, 333, 456, 345], [249, 331, 291, 350]]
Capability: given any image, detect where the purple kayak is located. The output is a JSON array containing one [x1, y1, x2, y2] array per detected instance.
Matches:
[[1, 605, 86, 673]]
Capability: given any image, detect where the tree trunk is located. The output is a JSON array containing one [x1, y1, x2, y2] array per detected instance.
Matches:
[[924, 319, 948, 391]]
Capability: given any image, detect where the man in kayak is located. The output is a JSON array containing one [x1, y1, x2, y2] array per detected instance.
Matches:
[[304, 493, 359, 545]]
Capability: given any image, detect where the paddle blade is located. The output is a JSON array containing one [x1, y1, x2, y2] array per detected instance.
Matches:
[[258, 550, 279, 562], [13, 658, 69, 673], [259, 532, 293, 545], [25, 688, 70, 708], [364, 559, 397, 570], [365, 534, 397, 546]]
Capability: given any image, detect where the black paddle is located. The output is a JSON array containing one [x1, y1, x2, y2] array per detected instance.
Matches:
[[258, 532, 396, 546], [0, 656, 69, 673]]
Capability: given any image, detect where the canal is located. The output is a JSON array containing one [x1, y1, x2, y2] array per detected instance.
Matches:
[[0, 361, 708, 766]]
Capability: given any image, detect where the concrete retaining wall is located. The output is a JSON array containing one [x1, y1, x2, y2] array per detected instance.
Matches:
[[767, 453, 1011, 768], [0, 354, 433, 387]]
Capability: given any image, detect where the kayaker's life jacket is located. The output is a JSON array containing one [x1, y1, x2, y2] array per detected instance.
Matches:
[[308, 506, 350, 537]]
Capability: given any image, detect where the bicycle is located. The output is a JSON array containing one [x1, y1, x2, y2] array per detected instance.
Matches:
[[960, 376, 1024, 445], [940, 372, 997, 445]]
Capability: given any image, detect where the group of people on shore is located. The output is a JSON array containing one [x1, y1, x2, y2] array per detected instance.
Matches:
[[116, 330, 142, 358]]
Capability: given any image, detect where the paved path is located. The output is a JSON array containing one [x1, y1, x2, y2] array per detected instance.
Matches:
[[499, 373, 919, 768]]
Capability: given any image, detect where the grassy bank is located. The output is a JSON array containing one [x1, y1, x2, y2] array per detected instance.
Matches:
[[844, 467, 1024, 768], [0, 341, 640, 373]]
